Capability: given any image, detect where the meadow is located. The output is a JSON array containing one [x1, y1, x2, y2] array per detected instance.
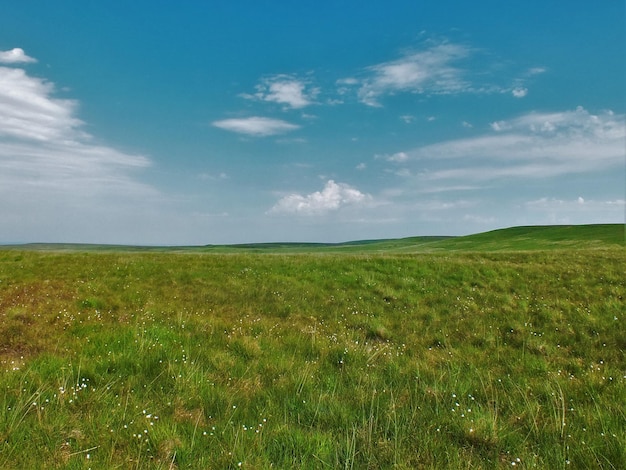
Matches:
[[0, 225, 624, 468]]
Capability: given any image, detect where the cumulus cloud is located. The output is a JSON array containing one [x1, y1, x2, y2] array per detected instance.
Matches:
[[507, 67, 544, 99], [268, 180, 370, 215], [243, 74, 319, 109], [512, 87, 528, 98], [212, 116, 300, 137], [0, 47, 37, 64]]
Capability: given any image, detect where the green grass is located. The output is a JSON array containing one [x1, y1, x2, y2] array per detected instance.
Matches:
[[0, 225, 624, 468]]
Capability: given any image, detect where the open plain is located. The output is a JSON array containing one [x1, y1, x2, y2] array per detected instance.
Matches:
[[0, 225, 624, 468]]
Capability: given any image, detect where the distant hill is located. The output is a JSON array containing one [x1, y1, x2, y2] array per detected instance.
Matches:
[[2, 224, 623, 253], [426, 224, 625, 252]]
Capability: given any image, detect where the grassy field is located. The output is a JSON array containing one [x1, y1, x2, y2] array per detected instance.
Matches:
[[0, 225, 624, 468]]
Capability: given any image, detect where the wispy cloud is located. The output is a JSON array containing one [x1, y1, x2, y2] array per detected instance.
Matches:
[[354, 42, 472, 106], [337, 41, 545, 107], [212, 116, 300, 137], [528, 67, 547, 75], [508, 66, 545, 99], [525, 197, 625, 209], [268, 180, 371, 215], [0, 49, 158, 242], [406, 107, 625, 181], [242, 74, 319, 109], [0, 67, 86, 141], [199, 171, 228, 181], [523, 197, 626, 225], [0, 47, 37, 64], [0, 57, 152, 190], [378, 151, 409, 163]]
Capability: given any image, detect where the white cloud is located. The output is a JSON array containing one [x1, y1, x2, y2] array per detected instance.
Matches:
[[199, 172, 228, 181], [0, 48, 37, 64], [268, 180, 371, 215], [385, 151, 409, 163], [463, 214, 496, 224], [244, 75, 318, 109], [526, 197, 625, 209], [506, 67, 544, 100], [512, 87, 528, 98], [356, 42, 472, 106], [523, 197, 625, 225], [212, 116, 300, 137], [0, 63, 151, 188], [0, 57, 160, 243], [345, 40, 547, 107], [375, 151, 410, 163], [389, 168, 412, 178], [275, 137, 308, 144], [408, 107, 625, 181], [0, 67, 86, 141], [335, 78, 359, 99], [336, 78, 359, 86], [490, 121, 506, 132]]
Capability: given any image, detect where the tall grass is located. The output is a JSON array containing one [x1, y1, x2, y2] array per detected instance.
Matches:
[[0, 247, 624, 468]]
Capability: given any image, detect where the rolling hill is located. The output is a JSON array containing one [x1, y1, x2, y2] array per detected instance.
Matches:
[[2, 223, 623, 253]]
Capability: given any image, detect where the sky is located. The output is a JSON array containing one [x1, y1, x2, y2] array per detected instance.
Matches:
[[1, 1, 625, 245]]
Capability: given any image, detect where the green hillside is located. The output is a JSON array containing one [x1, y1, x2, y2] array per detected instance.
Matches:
[[217, 223, 623, 253], [428, 223, 625, 252], [3, 223, 624, 253]]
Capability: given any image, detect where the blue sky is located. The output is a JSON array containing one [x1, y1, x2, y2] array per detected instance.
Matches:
[[1, 1, 624, 244]]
